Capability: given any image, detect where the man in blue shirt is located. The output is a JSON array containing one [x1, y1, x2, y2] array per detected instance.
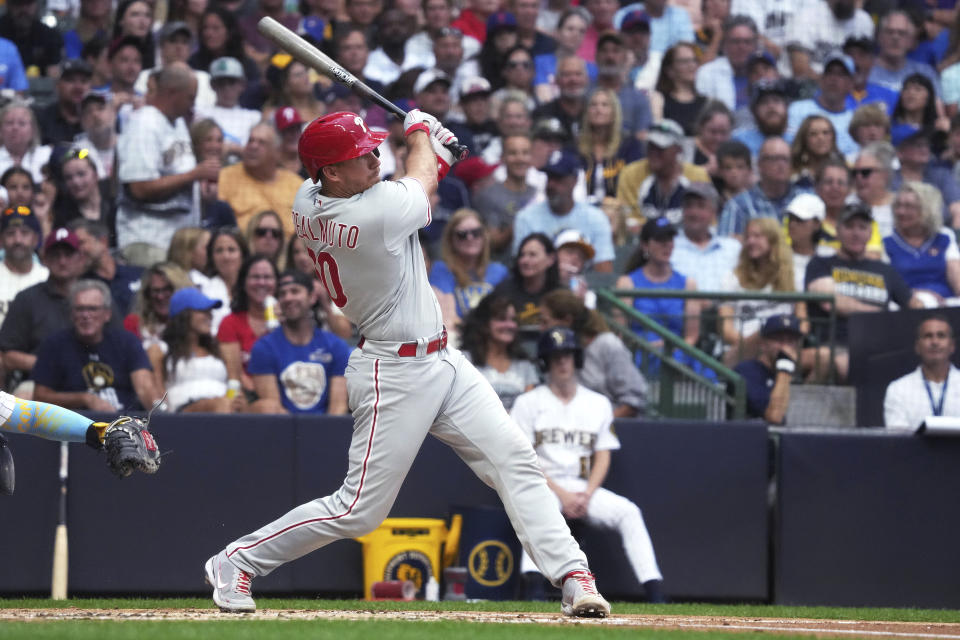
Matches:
[[32, 279, 157, 412], [512, 149, 614, 271], [868, 10, 941, 97], [842, 35, 899, 113], [785, 52, 859, 157], [671, 182, 741, 294], [732, 314, 803, 424], [248, 270, 350, 415], [733, 79, 789, 158], [718, 137, 810, 237], [70, 219, 143, 316]]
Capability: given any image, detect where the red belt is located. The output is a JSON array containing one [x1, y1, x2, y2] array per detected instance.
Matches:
[[358, 329, 447, 357]]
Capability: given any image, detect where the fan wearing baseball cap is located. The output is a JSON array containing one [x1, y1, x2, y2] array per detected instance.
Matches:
[[512, 149, 616, 272], [274, 106, 307, 177], [0, 227, 88, 388], [448, 77, 498, 158], [785, 52, 860, 157], [0, 205, 48, 328], [616, 119, 710, 225], [194, 57, 262, 155], [731, 314, 804, 424], [805, 202, 923, 380]]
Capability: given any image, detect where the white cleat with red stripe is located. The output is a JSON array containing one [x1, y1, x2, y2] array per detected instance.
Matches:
[[205, 550, 256, 612], [561, 570, 611, 617]]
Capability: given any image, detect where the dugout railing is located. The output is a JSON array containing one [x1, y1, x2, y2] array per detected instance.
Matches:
[[595, 288, 745, 420], [595, 289, 839, 421]]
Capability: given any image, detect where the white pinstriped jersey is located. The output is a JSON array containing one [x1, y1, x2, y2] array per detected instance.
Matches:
[[291, 176, 443, 341], [511, 384, 620, 481]]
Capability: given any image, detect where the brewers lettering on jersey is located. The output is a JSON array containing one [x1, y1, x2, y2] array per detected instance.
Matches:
[[203, 110, 611, 617], [512, 327, 665, 603]]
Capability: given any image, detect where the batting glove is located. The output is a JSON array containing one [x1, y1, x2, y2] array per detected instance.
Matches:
[[430, 126, 459, 180], [403, 109, 438, 138]]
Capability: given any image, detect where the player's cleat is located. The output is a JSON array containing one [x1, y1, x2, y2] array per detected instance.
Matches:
[[205, 551, 256, 612], [561, 570, 610, 617]]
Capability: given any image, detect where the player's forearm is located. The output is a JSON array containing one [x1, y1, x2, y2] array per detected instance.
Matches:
[[127, 170, 198, 202], [33, 385, 99, 410], [585, 450, 610, 496], [328, 378, 348, 415], [403, 131, 439, 196], [3, 350, 36, 372], [132, 369, 161, 411], [763, 373, 792, 425]]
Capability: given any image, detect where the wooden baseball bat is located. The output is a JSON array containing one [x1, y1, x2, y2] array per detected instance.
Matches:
[[51, 441, 68, 600], [256, 16, 469, 161]]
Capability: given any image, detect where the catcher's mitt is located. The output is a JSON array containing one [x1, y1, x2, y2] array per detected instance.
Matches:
[[93, 416, 161, 478]]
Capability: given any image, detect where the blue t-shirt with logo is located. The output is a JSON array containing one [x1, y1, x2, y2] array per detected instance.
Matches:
[[32, 326, 151, 410], [248, 327, 351, 414], [429, 260, 509, 319]]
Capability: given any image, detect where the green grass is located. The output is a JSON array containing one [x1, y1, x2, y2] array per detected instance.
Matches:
[[1, 597, 959, 622], [0, 620, 823, 640], [2, 598, 958, 640]]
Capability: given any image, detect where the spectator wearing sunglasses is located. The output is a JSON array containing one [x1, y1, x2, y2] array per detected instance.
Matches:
[[245, 210, 286, 269], [430, 208, 509, 340]]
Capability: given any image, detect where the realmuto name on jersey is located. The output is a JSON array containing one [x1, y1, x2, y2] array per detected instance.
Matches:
[[293, 210, 360, 250]]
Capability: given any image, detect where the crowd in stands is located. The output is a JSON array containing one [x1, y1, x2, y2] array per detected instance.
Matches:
[[1, 0, 960, 427]]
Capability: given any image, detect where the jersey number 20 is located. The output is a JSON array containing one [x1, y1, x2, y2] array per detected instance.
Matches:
[[308, 247, 348, 307]]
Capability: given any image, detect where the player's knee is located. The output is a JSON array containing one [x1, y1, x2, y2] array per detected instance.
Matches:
[[617, 502, 644, 529]]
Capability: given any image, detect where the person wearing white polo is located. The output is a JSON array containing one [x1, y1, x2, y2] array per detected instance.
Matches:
[[884, 315, 960, 430]]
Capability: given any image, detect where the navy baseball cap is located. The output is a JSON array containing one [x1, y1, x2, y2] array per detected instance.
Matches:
[[542, 149, 581, 178], [747, 50, 776, 69], [487, 11, 517, 32], [751, 79, 788, 107], [761, 314, 803, 338], [169, 287, 222, 317], [823, 51, 855, 75], [839, 201, 874, 224], [640, 216, 678, 242], [621, 9, 651, 32], [0, 205, 41, 235]]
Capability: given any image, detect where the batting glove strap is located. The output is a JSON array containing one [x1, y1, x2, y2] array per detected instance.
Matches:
[[404, 123, 430, 137], [430, 136, 456, 180]]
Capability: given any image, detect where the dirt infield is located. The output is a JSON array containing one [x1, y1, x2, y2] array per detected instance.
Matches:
[[4, 608, 960, 638]]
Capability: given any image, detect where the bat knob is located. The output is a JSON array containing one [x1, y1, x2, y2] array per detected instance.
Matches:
[[446, 142, 469, 162]]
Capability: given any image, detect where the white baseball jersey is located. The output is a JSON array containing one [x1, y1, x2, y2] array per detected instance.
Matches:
[[511, 384, 619, 481], [221, 140, 593, 593], [291, 177, 443, 341], [512, 383, 662, 585]]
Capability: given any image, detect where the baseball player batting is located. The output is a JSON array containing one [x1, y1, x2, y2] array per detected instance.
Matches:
[[203, 110, 610, 617], [0, 390, 161, 494], [511, 328, 665, 603]]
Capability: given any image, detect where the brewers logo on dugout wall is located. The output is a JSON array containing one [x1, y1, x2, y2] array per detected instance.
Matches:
[[454, 505, 522, 600], [468, 539, 513, 587]]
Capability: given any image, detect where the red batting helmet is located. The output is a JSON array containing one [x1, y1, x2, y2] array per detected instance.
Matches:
[[298, 111, 387, 183]]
